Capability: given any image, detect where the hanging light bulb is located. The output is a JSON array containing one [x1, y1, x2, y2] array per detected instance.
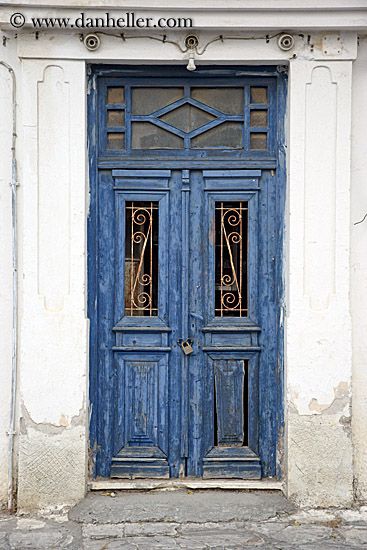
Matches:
[[186, 51, 196, 71], [184, 35, 199, 71]]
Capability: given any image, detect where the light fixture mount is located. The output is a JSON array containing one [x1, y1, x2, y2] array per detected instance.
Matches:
[[277, 33, 295, 51], [185, 35, 199, 50], [83, 33, 101, 51]]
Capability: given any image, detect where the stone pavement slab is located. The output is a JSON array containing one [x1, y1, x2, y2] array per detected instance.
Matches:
[[1, 491, 367, 548], [69, 490, 295, 524]]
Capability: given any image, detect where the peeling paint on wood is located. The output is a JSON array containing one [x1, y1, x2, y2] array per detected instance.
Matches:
[[88, 66, 286, 482]]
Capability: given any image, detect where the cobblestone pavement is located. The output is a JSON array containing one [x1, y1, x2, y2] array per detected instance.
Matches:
[[1, 491, 367, 549]]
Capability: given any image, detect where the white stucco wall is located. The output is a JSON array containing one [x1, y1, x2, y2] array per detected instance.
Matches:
[[0, 0, 366, 511], [351, 36, 367, 505], [0, 38, 19, 510], [286, 58, 354, 507], [14, 58, 89, 513], [0, 33, 89, 510]]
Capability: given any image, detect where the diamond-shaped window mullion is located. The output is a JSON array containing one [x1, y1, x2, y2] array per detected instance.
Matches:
[[148, 97, 225, 119], [140, 118, 187, 139], [184, 97, 228, 118], [187, 119, 226, 139], [149, 97, 188, 118], [160, 103, 218, 134], [126, 86, 249, 151]]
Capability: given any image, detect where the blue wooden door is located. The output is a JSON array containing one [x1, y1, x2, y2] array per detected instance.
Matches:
[[89, 67, 286, 480]]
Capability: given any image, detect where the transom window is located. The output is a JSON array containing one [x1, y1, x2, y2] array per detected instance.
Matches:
[[101, 81, 272, 155]]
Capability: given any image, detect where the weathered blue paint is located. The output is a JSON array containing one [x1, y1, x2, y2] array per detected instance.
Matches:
[[87, 69, 98, 479], [88, 66, 287, 480], [274, 68, 288, 479]]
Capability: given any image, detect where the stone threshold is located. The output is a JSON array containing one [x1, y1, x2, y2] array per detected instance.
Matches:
[[89, 478, 284, 491]]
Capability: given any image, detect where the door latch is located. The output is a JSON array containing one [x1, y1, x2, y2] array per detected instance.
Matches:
[[178, 338, 194, 355]]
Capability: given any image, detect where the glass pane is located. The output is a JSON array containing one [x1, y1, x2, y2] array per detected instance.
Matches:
[[191, 88, 243, 115], [250, 133, 267, 150], [107, 110, 125, 127], [250, 110, 267, 127], [132, 122, 184, 149], [107, 87, 124, 104], [215, 202, 248, 317], [107, 132, 124, 150], [161, 104, 215, 133], [191, 122, 243, 149], [250, 87, 268, 104], [132, 87, 184, 115], [124, 201, 159, 316]]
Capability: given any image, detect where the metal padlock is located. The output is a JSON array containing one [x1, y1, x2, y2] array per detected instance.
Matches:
[[178, 338, 194, 355]]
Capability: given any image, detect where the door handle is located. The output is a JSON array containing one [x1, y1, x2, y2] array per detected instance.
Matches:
[[177, 338, 194, 355]]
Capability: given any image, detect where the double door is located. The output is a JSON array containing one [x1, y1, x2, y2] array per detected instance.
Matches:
[[93, 167, 280, 479]]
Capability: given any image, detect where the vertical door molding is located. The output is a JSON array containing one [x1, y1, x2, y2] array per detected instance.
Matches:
[[304, 65, 337, 310], [287, 57, 355, 506], [37, 65, 70, 311], [180, 169, 190, 466]]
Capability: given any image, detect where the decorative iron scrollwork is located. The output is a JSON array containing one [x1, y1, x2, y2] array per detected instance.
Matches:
[[125, 202, 159, 316], [215, 202, 248, 317]]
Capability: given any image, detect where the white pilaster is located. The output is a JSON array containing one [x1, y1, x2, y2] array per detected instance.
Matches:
[[286, 58, 354, 506], [351, 37, 367, 504], [17, 59, 88, 512]]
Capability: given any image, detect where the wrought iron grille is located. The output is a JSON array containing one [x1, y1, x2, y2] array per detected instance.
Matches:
[[124, 201, 159, 316], [215, 202, 248, 317]]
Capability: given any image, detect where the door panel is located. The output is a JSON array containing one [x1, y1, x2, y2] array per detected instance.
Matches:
[[111, 353, 170, 478], [214, 359, 247, 446], [187, 171, 261, 478], [94, 167, 276, 479], [102, 168, 265, 479], [110, 171, 182, 477]]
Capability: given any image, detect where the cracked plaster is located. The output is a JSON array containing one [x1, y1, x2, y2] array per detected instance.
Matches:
[[20, 402, 86, 436]]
